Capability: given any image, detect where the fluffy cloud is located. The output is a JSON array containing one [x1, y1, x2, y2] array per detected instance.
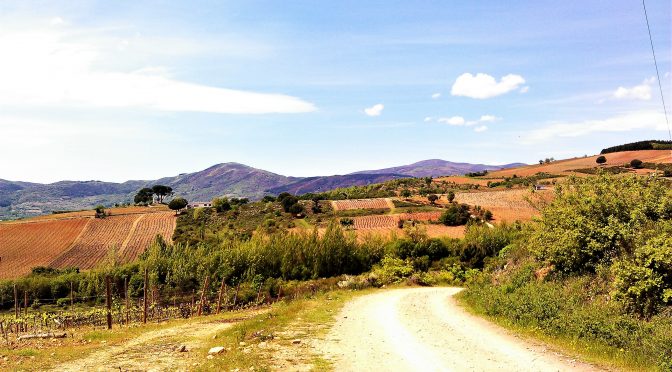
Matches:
[[474, 125, 488, 132], [523, 110, 667, 143], [431, 92, 441, 99], [0, 18, 316, 114], [364, 103, 384, 116], [613, 78, 654, 100], [451, 73, 526, 99], [424, 116, 433, 122], [479, 115, 499, 123], [437, 116, 465, 125]]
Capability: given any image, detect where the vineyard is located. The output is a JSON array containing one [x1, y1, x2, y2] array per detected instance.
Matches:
[[454, 189, 550, 222], [120, 212, 176, 262], [0, 219, 90, 279], [352, 212, 442, 229], [331, 198, 392, 211], [0, 211, 177, 278]]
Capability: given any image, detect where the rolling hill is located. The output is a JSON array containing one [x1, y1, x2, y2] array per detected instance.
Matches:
[[350, 159, 526, 178]]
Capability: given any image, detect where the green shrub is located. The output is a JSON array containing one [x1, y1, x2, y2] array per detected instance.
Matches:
[[612, 235, 672, 318], [439, 204, 470, 226]]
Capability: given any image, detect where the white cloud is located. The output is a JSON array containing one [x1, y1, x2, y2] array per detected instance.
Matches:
[[479, 115, 499, 123], [523, 110, 667, 143], [0, 19, 315, 114], [451, 73, 526, 99], [474, 125, 488, 132], [431, 92, 441, 99], [437, 116, 465, 125], [364, 103, 384, 117], [424, 116, 433, 122], [613, 77, 654, 100]]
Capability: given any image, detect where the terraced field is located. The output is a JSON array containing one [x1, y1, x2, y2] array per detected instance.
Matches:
[[0, 219, 90, 279]]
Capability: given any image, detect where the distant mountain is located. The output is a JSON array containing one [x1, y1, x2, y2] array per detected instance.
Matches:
[[0, 159, 524, 219], [350, 159, 526, 178], [267, 173, 409, 195]]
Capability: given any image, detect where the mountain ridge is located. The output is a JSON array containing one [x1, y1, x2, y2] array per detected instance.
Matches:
[[0, 159, 524, 219]]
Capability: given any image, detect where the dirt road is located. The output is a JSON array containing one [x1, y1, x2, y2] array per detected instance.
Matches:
[[52, 314, 258, 372], [318, 287, 602, 371]]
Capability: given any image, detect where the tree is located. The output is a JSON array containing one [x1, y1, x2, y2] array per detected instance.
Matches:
[[424, 177, 433, 186], [427, 194, 439, 204], [288, 203, 304, 215], [168, 197, 188, 215], [596, 155, 607, 165], [630, 159, 643, 169], [152, 185, 173, 203], [94, 205, 107, 219], [262, 195, 276, 203], [212, 197, 231, 212], [446, 191, 455, 203], [439, 204, 470, 226], [134, 188, 154, 205], [400, 189, 412, 198], [280, 195, 299, 213]]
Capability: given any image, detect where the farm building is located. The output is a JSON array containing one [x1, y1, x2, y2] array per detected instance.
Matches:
[[189, 201, 212, 208]]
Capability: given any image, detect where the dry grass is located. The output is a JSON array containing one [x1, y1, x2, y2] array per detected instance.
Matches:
[[18, 205, 170, 222]]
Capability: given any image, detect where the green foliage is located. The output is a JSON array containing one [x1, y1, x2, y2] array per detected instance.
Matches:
[[439, 203, 470, 226], [446, 191, 455, 203], [151, 185, 173, 203], [168, 197, 188, 213], [212, 197, 232, 212], [461, 270, 672, 369], [529, 173, 672, 274], [460, 223, 519, 268], [612, 235, 672, 318], [596, 155, 607, 164], [601, 140, 672, 154], [427, 194, 439, 204], [134, 187, 154, 205], [630, 159, 643, 169]]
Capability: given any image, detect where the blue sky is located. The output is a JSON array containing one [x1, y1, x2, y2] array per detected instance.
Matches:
[[0, 0, 670, 183]]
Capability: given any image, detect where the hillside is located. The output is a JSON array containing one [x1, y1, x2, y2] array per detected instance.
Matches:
[[350, 159, 525, 177], [0, 159, 522, 219], [0, 206, 175, 278], [487, 150, 672, 178]]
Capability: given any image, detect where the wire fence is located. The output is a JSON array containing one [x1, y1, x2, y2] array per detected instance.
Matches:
[[0, 273, 331, 344]]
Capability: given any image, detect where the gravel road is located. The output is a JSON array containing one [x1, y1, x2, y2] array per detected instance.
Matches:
[[318, 287, 603, 372]]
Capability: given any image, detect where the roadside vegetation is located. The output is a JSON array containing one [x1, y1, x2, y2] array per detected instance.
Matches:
[[459, 173, 672, 370]]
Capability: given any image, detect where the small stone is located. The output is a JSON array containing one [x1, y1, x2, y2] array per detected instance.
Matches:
[[176, 345, 188, 352], [208, 346, 226, 355], [212, 335, 217, 339], [292, 339, 301, 345]]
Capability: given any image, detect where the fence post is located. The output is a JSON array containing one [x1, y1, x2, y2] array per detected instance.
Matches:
[[13, 284, 18, 318], [105, 276, 112, 330], [197, 275, 210, 316], [233, 283, 240, 308], [124, 277, 129, 325], [143, 268, 148, 324], [216, 278, 226, 314]]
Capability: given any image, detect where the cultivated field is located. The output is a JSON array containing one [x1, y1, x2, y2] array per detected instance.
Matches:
[[352, 212, 442, 229], [487, 150, 672, 178], [0, 209, 177, 278], [332, 198, 392, 211], [454, 189, 550, 222], [0, 219, 90, 279], [120, 212, 176, 262], [24, 205, 170, 222]]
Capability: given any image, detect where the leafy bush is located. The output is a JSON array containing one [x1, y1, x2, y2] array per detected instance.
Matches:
[[439, 204, 470, 226], [612, 235, 672, 318], [630, 159, 643, 169], [529, 174, 672, 274]]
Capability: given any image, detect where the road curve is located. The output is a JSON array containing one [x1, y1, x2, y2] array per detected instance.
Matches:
[[318, 287, 602, 372]]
